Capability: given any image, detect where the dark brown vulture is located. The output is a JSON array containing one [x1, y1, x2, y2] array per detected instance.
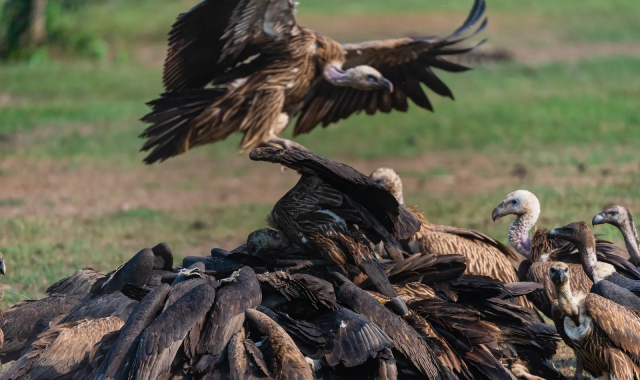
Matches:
[[140, 0, 487, 163], [191, 267, 262, 374], [46, 268, 105, 297], [227, 328, 272, 380], [0, 251, 5, 353], [86, 284, 172, 380], [550, 262, 640, 380], [1, 317, 125, 380], [130, 282, 216, 380], [368, 168, 533, 311], [491, 190, 640, 318], [593, 204, 640, 266], [249, 147, 421, 316]]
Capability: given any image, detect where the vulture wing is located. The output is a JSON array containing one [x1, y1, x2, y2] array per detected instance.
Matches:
[[46, 268, 105, 296], [249, 147, 420, 240], [88, 284, 171, 380], [193, 267, 262, 373], [332, 273, 454, 380], [131, 282, 216, 380], [228, 329, 272, 380], [163, 0, 298, 91], [0, 294, 83, 364], [425, 223, 519, 262], [60, 291, 139, 324], [585, 293, 640, 362], [293, 0, 486, 136]]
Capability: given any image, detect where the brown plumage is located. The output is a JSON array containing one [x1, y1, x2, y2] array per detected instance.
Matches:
[[140, 0, 486, 163], [245, 308, 314, 380], [550, 262, 640, 380], [0, 252, 5, 353], [250, 148, 421, 315], [227, 328, 272, 380], [368, 168, 532, 310], [46, 268, 105, 297], [1, 317, 124, 380]]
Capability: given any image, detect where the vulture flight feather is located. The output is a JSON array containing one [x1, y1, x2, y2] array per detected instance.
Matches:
[[140, 0, 487, 163]]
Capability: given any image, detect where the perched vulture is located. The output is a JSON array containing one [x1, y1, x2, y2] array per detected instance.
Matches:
[[0, 294, 84, 364], [131, 282, 216, 380], [250, 147, 421, 316], [548, 222, 640, 311], [492, 190, 640, 318], [140, 0, 487, 163], [368, 168, 533, 311], [593, 204, 640, 266], [90, 248, 156, 295], [550, 262, 640, 380], [1, 317, 125, 380], [245, 308, 315, 380]]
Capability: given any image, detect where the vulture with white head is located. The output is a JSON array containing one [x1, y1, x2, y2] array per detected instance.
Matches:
[[140, 0, 486, 162]]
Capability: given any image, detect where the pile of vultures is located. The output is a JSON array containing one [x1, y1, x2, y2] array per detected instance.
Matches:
[[3, 0, 640, 379], [2, 149, 640, 380]]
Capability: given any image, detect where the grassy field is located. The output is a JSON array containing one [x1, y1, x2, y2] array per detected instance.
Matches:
[[1, 0, 640, 313]]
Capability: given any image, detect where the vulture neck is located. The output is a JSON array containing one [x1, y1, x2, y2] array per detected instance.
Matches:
[[576, 242, 600, 283], [620, 216, 640, 265], [508, 211, 538, 257], [554, 281, 580, 325], [324, 63, 349, 87]]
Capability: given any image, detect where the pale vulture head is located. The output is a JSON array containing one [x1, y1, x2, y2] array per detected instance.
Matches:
[[325, 64, 393, 92], [592, 204, 631, 228], [369, 167, 404, 205], [491, 190, 541, 222]]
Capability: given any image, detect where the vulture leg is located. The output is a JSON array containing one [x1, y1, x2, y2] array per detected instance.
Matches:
[[573, 359, 584, 380], [260, 114, 311, 153]]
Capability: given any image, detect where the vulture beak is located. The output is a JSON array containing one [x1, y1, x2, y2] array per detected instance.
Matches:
[[548, 228, 560, 239], [491, 203, 505, 222], [550, 269, 566, 283], [0, 256, 6, 275], [380, 78, 394, 93], [592, 212, 605, 226]]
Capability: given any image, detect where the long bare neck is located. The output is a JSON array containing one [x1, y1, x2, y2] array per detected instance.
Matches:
[[509, 211, 538, 257], [620, 217, 640, 265], [555, 281, 580, 323]]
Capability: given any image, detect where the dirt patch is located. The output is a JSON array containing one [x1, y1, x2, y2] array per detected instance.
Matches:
[[0, 149, 634, 219]]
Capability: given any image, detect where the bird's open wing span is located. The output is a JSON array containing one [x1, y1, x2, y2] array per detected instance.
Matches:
[[250, 147, 420, 240], [163, 0, 298, 91], [293, 0, 486, 136]]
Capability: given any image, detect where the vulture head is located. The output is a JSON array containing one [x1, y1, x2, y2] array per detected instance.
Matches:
[[247, 228, 291, 257], [548, 221, 596, 252], [325, 64, 393, 92], [151, 242, 174, 271], [0, 252, 5, 275], [369, 167, 404, 205], [491, 190, 540, 222], [592, 204, 631, 228], [549, 262, 570, 287]]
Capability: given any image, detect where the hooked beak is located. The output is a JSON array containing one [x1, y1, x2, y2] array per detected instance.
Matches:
[[491, 202, 505, 222], [0, 256, 5, 275], [380, 78, 394, 93], [550, 269, 566, 283], [548, 228, 560, 239], [592, 212, 605, 226]]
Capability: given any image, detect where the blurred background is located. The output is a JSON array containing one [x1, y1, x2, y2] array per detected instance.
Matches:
[[0, 0, 639, 305]]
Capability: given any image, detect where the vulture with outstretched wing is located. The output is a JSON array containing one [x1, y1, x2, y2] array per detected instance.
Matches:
[[140, 0, 487, 163], [250, 147, 421, 316]]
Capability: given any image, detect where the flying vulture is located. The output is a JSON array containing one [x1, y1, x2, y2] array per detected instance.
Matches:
[[550, 262, 640, 380], [368, 167, 534, 311], [249, 147, 421, 316], [140, 0, 487, 163], [593, 204, 640, 266]]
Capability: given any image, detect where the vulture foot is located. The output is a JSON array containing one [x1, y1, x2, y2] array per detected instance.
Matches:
[[262, 137, 312, 153]]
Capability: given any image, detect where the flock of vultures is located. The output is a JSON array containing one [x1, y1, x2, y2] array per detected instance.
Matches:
[[2, 0, 640, 379]]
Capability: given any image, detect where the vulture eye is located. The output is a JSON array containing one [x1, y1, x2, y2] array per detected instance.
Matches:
[[510, 199, 519, 206], [366, 74, 378, 82]]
